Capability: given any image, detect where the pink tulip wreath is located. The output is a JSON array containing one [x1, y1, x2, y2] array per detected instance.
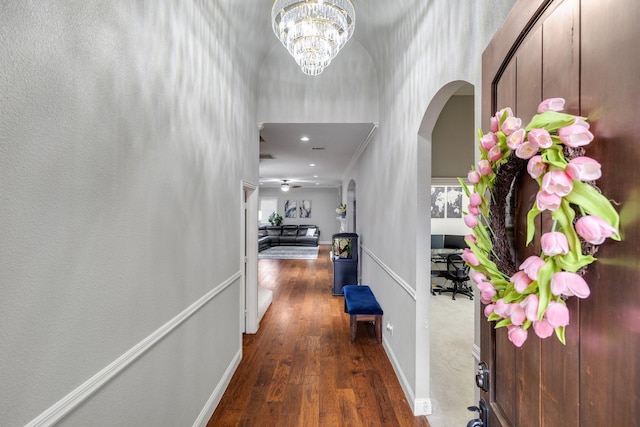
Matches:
[[460, 98, 621, 347]]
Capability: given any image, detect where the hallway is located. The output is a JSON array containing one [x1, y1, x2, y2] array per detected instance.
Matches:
[[208, 245, 430, 426]]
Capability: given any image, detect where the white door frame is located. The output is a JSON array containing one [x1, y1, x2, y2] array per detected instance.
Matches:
[[241, 181, 259, 334]]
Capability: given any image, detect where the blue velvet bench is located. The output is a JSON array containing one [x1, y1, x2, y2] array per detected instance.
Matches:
[[343, 285, 383, 343]]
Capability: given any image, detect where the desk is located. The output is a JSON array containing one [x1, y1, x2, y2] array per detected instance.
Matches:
[[431, 248, 462, 266]]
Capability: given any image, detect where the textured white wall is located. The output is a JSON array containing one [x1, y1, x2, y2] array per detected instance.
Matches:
[[432, 95, 475, 178], [340, 0, 517, 411], [257, 38, 379, 124], [0, 1, 258, 425], [259, 187, 341, 242]]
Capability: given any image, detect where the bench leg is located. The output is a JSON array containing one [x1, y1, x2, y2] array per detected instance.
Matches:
[[350, 314, 383, 343], [375, 315, 382, 343], [350, 315, 357, 343]]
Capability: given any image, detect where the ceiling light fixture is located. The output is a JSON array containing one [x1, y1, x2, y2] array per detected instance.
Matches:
[[271, 0, 356, 76], [300, 136, 310, 142], [281, 181, 290, 191]]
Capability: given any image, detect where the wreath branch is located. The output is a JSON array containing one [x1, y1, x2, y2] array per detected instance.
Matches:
[[489, 153, 526, 277]]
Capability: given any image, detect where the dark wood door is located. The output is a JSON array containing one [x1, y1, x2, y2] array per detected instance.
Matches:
[[480, 0, 640, 426]]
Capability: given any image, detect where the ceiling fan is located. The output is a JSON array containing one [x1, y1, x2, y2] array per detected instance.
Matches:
[[280, 179, 301, 192]]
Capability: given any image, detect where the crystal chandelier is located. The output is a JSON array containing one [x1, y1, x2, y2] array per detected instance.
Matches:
[[272, 0, 355, 76]]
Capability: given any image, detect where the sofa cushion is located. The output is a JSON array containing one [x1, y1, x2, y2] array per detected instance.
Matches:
[[305, 227, 317, 237], [282, 225, 298, 236], [266, 226, 282, 236]]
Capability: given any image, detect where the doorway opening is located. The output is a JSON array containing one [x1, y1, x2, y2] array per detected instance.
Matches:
[[418, 81, 477, 427]]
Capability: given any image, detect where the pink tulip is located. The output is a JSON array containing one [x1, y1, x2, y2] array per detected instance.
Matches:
[[468, 170, 481, 184], [495, 107, 513, 123], [502, 116, 522, 136], [480, 132, 498, 150], [510, 270, 533, 293], [521, 294, 539, 322], [509, 305, 526, 326], [515, 141, 539, 159], [565, 156, 602, 181], [462, 248, 479, 266], [520, 256, 545, 281], [490, 116, 499, 132], [533, 319, 555, 338], [484, 303, 495, 318], [551, 271, 591, 298], [507, 325, 528, 347], [468, 204, 480, 215], [488, 144, 503, 161], [537, 97, 565, 113], [471, 271, 486, 284], [493, 299, 509, 317], [542, 170, 573, 197], [527, 155, 547, 179], [477, 160, 492, 176], [527, 128, 553, 149], [545, 301, 570, 328], [477, 282, 497, 304], [465, 234, 477, 246], [558, 124, 594, 147], [575, 215, 617, 245], [536, 190, 562, 211], [464, 214, 478, 228], [506, 128, 526, 150], [469, 192, 482, 207], [573, 117, 590, 129], [541, 232, 570, 256]]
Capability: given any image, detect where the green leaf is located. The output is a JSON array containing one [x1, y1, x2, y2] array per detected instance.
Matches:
[[525, 111, 577, 132], [565, 181, 621, 235], [536, 260, 556, 320], [551, 200, 597, 272], [458, 177, 471, 197], [541, 145, 568, 169], [554, 326, 566, 345], [495, 318, 512, 329], [487, 313, 503, 322], [526, 206, 542, 245]]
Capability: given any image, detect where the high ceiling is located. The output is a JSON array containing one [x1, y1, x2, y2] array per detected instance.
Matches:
[[259, 122, 377, 189], [214, 0, 420, 189]]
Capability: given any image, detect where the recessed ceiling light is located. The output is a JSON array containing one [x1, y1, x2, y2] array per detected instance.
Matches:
[[309, 163, 316, 167], [300, 136, 309, 142], [313, 175, 318, 178]]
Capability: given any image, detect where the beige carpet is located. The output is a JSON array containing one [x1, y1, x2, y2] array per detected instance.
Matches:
[[428, 278, 476, 427]]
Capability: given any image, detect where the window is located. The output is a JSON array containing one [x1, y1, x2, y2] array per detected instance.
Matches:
[[259, 197, 278, 224]]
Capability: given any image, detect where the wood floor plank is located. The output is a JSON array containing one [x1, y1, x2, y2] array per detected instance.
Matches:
[[208, 245, 429, 427]]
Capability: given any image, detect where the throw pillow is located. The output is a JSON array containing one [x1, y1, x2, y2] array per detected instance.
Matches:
[[306, 228, 316, 237]]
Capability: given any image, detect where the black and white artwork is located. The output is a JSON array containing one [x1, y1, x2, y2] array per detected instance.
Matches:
[[284, 200, 297, 218], [299, 200, 311, 218], [430, 186, 446, 218], [446, 186, 463, 218]]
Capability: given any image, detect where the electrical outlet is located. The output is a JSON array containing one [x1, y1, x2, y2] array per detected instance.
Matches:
[[386, 322, 394, 336]]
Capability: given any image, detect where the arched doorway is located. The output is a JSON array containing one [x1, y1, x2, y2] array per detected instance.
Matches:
[[418, 80, 477, 426]]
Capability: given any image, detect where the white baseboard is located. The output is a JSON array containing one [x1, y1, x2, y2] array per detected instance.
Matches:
[[382, 337, 432, 416], [414, 398, 432, 416], [192, 348, 242, 427]]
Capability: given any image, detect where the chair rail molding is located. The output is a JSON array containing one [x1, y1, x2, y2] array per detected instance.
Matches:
[[361, 244, 416, 300], [25, 271, 242, 427]]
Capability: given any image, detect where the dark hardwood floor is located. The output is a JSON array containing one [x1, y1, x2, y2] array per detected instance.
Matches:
[[208, 245, 430, 427]]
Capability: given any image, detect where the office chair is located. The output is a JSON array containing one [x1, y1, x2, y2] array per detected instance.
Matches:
[[436, 254, 473, 300]]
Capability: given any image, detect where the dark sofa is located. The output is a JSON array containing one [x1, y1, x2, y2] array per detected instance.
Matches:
[[259, 224, 320, 251]]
